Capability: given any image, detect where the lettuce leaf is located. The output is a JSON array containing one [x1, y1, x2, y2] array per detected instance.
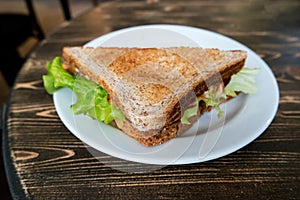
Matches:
[[180, 86, 225, 125], [43, 57, 124, 124], [43, 57, 74, 94], [180, 103, 199, 125], [181, 67, 260, 124], [224, 67, 260, 97]]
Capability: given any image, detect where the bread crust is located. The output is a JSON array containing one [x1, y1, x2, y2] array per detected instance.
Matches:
[[62, 47, 246, 146]]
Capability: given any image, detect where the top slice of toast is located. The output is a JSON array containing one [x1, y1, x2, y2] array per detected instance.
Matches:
[[62, 46, 246, 136]]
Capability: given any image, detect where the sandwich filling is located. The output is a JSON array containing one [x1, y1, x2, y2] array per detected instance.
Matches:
[[181, 67, 260, 124], [43, 57, 124, 124]]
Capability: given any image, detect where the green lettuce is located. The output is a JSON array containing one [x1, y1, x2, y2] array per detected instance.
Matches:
[[224, 67, 260, 97], [181, 67, 260, 125], [42, 57, 124, 124]]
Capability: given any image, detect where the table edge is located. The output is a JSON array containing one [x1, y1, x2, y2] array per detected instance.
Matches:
[[2, 99, 27, 199]]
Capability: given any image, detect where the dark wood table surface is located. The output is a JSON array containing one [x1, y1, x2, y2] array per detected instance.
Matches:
[[3, 0, 300, 199]]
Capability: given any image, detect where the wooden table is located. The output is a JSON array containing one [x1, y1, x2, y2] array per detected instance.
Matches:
[[3, 0, 300, 199]]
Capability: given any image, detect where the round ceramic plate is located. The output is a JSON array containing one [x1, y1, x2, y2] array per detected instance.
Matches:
[[53, 24, 279, 165]]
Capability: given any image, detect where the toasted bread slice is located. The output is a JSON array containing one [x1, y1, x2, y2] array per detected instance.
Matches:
[[62, 47, 246, 146]]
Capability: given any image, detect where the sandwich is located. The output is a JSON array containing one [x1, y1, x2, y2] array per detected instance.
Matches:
[[43, 47, 259, 146]]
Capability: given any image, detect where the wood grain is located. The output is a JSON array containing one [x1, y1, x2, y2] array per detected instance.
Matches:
[[3, 0, 300, 199]]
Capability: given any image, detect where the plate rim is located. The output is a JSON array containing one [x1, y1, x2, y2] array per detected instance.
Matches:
[[54, 24, 279, 165]]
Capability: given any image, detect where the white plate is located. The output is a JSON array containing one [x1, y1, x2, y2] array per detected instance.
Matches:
[[53, 24, 279, 165]]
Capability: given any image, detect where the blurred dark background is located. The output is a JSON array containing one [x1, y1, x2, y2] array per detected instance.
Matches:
[[0, 0, 96, 103]]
